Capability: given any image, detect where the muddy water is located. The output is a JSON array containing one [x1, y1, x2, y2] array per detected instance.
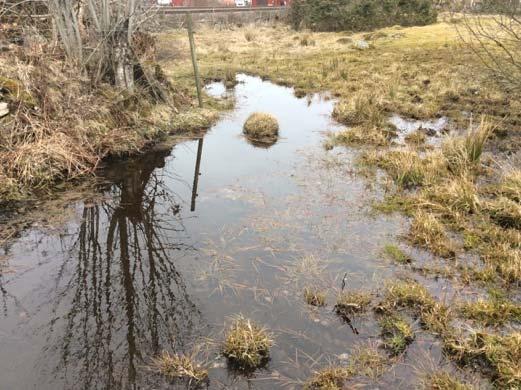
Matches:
[[1, 75, 437, 389]]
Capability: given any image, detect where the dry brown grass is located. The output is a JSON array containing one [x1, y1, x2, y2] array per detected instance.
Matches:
[[0, 51, 195, 204], [442, 117, 494, 176], [459, 296, 521, 326], [242, 112, 279, 145], [408, 211, 456, 258], [304, 366, 352, 390], [445, 331, 521, 388], [421, 371, 472, 390]]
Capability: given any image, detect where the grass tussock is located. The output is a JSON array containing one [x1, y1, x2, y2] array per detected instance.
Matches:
[[359, 149, 447, 189], [405, 129, 427, 145], [149, 351, 209, 385], [445, 332, 521, 388], [332, 91, 385, 128], [442, 117, 494, 176], [381, 279, 451, 335], [304, 286, 327, 307], [422, 371, 472, 390], [332, 126, 391, 147], [304, 366, 352, 390], [383, 244, 412, 264], [222, 316, 273, 370], [349, 344, 388, 379], [408, 211, 456, 258], [335, 291, 372, 320], [305, 345, 388, 389], [459, 295, 521, 326], [379, 314, 415, 355], [484, 197, 521, 230], [496, 169, 521, 203], [424, 175, 481, 215], [242, 112, 279, 145], [171, 108, 220, 133]]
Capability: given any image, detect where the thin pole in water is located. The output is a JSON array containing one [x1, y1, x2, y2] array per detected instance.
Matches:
[[186, 12, 203, 108], [186, 12, 204, 212], [191, 138, 204, 212]]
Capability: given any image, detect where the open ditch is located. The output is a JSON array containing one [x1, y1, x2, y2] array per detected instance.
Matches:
[[0, 74, 499, 389]]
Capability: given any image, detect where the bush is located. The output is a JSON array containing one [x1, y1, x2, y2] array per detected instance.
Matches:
[[289, 0, 437, 32]]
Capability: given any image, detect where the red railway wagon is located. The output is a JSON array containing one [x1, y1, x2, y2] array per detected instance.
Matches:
[[170, 0, 291, 6], [252, 0, 291, 5]]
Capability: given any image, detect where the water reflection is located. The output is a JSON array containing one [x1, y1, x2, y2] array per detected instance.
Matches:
[[46, 149, 202, 389]]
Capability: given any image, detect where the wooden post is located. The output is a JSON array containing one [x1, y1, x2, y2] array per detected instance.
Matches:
[[186, 13, 203, 108], [190, 138, 204, 212]]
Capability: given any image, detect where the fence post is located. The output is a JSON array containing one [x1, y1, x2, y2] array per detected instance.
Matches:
[[186, 12, 203, 108]]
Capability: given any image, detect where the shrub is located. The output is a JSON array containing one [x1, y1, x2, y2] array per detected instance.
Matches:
[[289, 0, 437, 32]]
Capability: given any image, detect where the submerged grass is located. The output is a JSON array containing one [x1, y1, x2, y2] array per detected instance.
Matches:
[[335, 291, 372, 320], [304, 366, 352, 390], [149, 350, 209, 385], [383, 244, 412, 264], [304, 286, 327, 307], [379, 314, 415, 355], [305, 344, 389, 389]]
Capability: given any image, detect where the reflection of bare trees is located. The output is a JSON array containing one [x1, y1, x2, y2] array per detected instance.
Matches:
[[47, 150, 202, 389]]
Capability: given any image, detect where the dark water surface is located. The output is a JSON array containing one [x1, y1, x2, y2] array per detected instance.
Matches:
[[0, 75, 426, 389]]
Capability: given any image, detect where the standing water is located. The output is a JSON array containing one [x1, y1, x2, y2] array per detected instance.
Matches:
[[0, 75, 423, 389]]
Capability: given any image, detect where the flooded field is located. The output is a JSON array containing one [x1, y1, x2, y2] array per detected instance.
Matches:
[[1, 75, 473, 389]]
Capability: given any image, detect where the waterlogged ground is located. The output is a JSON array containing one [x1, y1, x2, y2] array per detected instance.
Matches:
[[1, 75, 469, 389]]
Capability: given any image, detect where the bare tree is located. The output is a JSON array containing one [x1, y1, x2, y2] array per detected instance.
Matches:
[[46, 0, 155, 89], [459, 1, 521, 89]]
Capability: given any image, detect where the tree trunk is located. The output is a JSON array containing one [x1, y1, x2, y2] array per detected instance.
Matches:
[[113, 26, 134, 90]]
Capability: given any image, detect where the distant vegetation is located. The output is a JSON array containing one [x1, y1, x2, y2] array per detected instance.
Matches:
[[289, 0, 437, 32]]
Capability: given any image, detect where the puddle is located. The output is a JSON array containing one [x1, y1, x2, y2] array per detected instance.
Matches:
[[204, 80, 228, 99], [0, 75, 457, 389], [390, 114, 449, 144]]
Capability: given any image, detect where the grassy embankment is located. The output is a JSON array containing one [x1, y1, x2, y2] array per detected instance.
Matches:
[[157, 16, 521, 388], [0, 36, 233, 207]]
